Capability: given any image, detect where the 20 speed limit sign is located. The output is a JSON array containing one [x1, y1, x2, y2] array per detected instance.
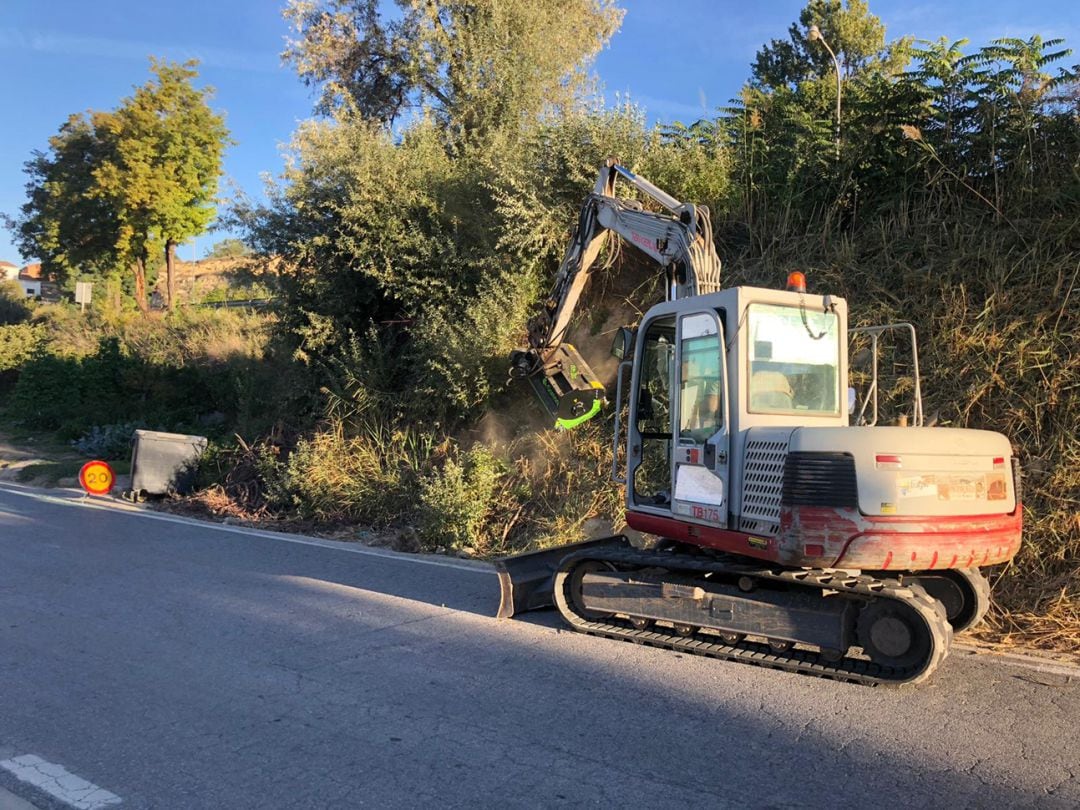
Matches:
[[79, 460, 116, 496]]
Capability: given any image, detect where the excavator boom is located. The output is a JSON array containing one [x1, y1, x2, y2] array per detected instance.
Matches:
[[511, 159, 722, 428]]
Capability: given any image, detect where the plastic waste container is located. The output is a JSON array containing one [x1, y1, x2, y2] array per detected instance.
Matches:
[[129, 430, 208, 497]]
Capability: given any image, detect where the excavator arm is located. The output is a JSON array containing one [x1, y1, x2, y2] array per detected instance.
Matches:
[[511, 159, 722, 428]]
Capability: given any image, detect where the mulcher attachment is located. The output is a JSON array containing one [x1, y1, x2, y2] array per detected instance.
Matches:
[[510, 345, 606, 430]]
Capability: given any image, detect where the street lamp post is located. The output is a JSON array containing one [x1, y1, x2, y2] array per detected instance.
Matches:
[[808, 24, 841, 159]]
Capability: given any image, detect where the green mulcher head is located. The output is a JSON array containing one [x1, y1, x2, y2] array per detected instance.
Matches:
[[511, 344, 606, 430]]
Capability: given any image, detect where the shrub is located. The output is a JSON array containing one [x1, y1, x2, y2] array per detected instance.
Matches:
[[9, 353, 79, 429], [417, 445, 502, 551], [0, 280, 33, 325], [0, 323, 45, 372], [283, 418, 437, 525], [73, 422, 140, 460]]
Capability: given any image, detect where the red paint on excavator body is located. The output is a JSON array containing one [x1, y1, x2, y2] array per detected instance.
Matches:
[[626, 511, 778, 563], [625, 503, 1023, 572]]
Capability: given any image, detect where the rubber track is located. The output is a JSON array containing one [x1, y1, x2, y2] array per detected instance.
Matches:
[[553, 544, 953, 687]]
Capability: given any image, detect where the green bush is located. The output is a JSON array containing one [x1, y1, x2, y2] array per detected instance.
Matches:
[[417, 445, 502, 551], [0, 323, 45, 372], [0, 280, 33, 326], [5, 329, 289, 436], [9, 353, 78, 429], [72, 422, 140, 460]]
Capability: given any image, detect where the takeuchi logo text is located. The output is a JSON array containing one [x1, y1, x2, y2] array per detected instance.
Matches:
[[631, 231, 654, 251]]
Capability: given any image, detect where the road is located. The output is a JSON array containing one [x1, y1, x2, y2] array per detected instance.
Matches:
[[1, 484, 1077, 809]]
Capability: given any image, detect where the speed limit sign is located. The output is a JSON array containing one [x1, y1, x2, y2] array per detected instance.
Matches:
[[79, 460, 116, 496]]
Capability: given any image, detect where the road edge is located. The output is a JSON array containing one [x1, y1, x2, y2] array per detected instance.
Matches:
[[0, 481, 493, 576]]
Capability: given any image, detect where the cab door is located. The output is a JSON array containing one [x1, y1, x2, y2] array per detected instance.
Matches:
[[627, 314, 677, 514], [671, 310, 729, 528]]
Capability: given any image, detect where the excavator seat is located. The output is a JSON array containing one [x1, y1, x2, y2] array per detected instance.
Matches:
[[750, 370, 794, 412]]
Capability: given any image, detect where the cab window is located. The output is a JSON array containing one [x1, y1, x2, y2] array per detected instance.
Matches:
[[747, 303, 840, 415], [679, 313, 723, 442]]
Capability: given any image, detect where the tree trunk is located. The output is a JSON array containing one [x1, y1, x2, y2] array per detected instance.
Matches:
[[133, 255, 149, 315], [165, 238, 176, 310]]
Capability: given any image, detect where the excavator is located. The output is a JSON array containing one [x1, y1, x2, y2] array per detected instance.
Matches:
[[498, 159, 1022, 686]]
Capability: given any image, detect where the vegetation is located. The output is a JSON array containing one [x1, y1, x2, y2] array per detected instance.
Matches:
[[0, 280, 33, 327], [205, 238, 251, 260], [0, 305, 284, 455], [2, 0, 1076, 649]]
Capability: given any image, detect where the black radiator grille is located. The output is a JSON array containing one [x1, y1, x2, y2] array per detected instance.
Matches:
[[782, 452, 858, 507]]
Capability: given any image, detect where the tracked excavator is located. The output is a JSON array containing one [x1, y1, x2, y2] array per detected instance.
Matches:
[[498, 159, 1022, 686]]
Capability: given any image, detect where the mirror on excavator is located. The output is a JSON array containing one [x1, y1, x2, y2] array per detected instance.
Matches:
[[610, 326, 635, 360]]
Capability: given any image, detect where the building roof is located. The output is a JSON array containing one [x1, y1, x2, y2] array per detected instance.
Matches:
[[19, 263, 43, 280], [0, 260, 18, 269]]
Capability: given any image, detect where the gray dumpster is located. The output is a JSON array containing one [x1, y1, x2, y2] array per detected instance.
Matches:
[[130, 430, 208, 496]]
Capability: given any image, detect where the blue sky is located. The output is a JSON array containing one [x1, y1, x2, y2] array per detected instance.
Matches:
[[2, 0, 1076, 264]]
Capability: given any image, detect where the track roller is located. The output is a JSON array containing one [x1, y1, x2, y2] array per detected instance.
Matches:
[[856, 598, 934, 670]]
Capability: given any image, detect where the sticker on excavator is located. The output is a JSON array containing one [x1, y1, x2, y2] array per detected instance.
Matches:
[[675, 502, 724, 523], [937, 475, 985, 501], [898, 475, 937, 499], [987, 473, 1007, 500]]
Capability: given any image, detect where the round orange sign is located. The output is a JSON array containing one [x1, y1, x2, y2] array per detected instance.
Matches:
[[79, 460, 115, 496]]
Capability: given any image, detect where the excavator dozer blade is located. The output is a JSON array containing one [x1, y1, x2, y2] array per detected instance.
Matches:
[[495, 536, 627, 619]]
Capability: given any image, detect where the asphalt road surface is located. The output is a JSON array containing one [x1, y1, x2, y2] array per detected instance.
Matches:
[[1, 483, 1078, 809]]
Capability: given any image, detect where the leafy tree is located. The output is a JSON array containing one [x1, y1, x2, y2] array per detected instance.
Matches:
[[966, 36, 1075, 206], [8, 59, 228, 313], [97, 59, 230, 309], [7, 112, 129, 287], [724, 0, 922, 228], [907, 38, 981, 165], [241, 1, 628, 424], [751, 0, 901, 90], [205, 238, 250, 259], [283, 0, 623, 143]]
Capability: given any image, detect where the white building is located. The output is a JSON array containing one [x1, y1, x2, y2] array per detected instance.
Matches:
[[0, 260, 19, 282], [17, 264, 44, 299]]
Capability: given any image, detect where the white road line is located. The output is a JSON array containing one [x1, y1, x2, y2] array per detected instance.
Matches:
[[0, 755, 120, 810], [0, 483, 493, 575]]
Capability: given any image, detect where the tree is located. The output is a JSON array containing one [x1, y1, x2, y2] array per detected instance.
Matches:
[[750, 0, 901, 91], [283, 0, 623, 142], [97, 59, 230, 309], [907, 38, 980, 165], [9, 60, 229, 312], [205, 238, 251, 259], [723, 0, 921, 224], [8, 112, 128, 288]]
